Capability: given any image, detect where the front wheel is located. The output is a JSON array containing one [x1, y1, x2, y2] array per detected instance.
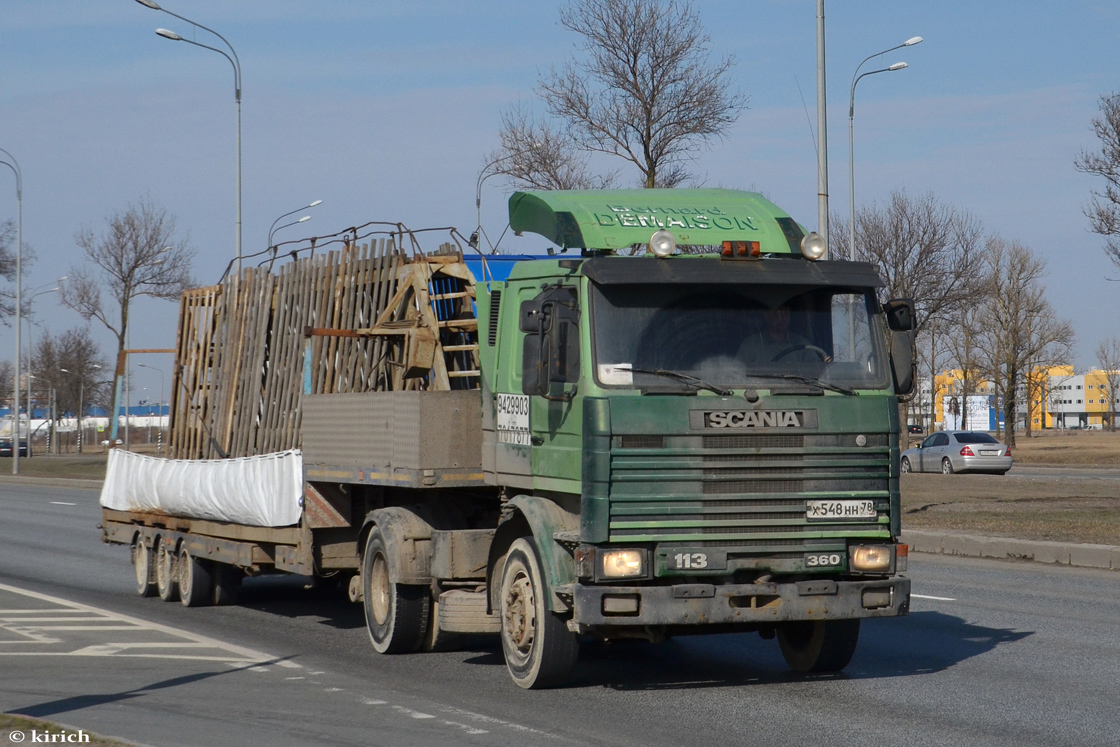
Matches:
[[499, 537, 579, 689], [900, 457, 912, 474], [777, 619, 860, 673], [362, 527, 430, 654], [942, 458, 955, 475]]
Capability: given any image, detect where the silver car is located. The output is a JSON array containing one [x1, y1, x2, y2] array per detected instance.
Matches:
[[900, 430, 1013, 475]]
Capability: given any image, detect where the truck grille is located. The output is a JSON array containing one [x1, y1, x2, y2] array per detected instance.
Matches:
[[608, 434, 891, 545]]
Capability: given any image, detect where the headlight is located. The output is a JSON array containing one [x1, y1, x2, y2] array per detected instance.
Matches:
[[601, 549, 644, 578], [800, 231, 826, 260], [851, 545, 892, 572], [649, 229, 676, 258]]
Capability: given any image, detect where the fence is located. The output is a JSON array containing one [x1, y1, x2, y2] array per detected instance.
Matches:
[[169, 239, 479, 460]]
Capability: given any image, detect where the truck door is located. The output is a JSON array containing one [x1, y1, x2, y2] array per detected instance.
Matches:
[[519, 283, 583, 493]]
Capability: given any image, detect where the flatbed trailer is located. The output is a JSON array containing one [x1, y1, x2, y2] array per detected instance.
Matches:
[[102, 189, 916, 688]]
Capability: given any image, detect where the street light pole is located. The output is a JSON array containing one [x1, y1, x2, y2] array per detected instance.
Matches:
[[816, 0, 830, 257], [137, 363, 165, 453], [847, 36, 921, 260], [0, 149, 21, 474], [138, 1, 242, 272]]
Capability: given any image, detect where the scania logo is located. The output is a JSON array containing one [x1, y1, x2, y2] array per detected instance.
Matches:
[[705, 410, 803, 428]]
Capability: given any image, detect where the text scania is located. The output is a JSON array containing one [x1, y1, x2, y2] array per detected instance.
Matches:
[[705, 410, 803, 428]]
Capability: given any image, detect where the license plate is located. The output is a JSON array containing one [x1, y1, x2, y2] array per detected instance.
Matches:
[[980, 450, 1000, 456], [806, 500, 876, 520]]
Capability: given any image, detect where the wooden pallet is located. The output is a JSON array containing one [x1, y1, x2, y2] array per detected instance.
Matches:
[[168, 240, 480, 460]]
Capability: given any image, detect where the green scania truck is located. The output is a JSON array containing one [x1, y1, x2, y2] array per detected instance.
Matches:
[[102, 188, 915, 689]]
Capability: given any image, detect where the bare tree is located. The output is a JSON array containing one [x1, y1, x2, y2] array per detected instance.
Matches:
[[1095, 336, 1120, 431], [31, 327, 109, 420], [60, 197, 193, 431], [494, 0, 746, 190], [0, 219, 37, 324], [1075, 92, 1120, 269], [0, 359, 12, 405], [833, 192, 987, 332], [977, 238, 1074, 445], [832, 192, 987, 444], [943, 305, 986, 432], [488, 104, 616, 191]]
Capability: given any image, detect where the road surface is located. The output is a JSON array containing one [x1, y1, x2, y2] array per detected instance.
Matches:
[[1, 482, 1116, 746]]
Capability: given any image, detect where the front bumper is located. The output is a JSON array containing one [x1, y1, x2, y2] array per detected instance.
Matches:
[[573, 576, 910, 627]]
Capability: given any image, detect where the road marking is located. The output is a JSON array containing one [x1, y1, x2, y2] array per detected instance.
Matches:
[[50, 501, 77, 506], [0, 582, 300, 667], [913, 594, 956, 601]]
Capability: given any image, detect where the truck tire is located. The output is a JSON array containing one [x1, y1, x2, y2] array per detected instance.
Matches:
[[132, 540, 157, 598], [362, 527, 430, 654], [777, 619, 860, 673], [155, 540, 179, 603], [179, 550, 213, 607], [498, 537, 579, 689], [212, 564, 242, 606]]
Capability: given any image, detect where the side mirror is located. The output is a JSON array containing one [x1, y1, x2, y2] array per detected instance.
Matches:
[[521, 287, 580, 400], [884, 298, 915, 395], [883, 298, 915, 331]]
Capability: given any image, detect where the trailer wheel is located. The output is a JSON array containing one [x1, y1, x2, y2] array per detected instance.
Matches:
[[212, 564, 242, 606], [499, 537, 579, 689], [362, 527, 429, 654], [777, 619, 860, 673], [155, 540, 179, 603], [132, 540, 157, 598], [179, 550, 213, 607]]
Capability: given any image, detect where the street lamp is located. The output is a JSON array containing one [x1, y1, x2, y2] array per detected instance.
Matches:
[[0, 148, 21, 474], [474, 147, 539, 253], [22, 284, 64, 436], [137, 363, 165, 453], [269, 200, 321, 249], [847, 36, 921, 261], [60, 364, 99, 454], [138, 0, 243, 272]]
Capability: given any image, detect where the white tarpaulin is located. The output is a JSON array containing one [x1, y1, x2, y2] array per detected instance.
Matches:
[[100, 449, 304, 527]]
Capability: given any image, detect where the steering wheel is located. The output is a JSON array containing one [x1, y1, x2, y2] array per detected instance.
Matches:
[[771, 344, 830, 362]]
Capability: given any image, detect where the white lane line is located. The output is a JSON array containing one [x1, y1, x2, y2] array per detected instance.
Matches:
[[913, 594, 956, 601], [0, 582, 301, 668], [50, 501, 77, 506]]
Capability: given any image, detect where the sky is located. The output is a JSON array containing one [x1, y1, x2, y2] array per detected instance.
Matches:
[[1, 0, 1118, 401]]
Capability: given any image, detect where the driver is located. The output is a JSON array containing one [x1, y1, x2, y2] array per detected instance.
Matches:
[[738, 304, 824, 363]]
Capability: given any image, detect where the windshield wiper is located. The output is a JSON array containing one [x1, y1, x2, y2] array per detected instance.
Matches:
[[630, 368, 734, 396], [753, 373, 857, 396]]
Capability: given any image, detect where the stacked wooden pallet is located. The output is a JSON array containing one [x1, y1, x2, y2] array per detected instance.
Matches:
[[168, 239, 480, 460]]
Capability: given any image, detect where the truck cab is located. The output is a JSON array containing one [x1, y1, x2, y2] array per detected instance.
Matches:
[[477, 189, 915, 686]]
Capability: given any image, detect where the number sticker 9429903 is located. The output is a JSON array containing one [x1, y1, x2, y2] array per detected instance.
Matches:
[[805, 553, 843, 568]]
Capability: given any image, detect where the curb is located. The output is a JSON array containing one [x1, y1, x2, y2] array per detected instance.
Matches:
[[902, 529, 1120, 571]]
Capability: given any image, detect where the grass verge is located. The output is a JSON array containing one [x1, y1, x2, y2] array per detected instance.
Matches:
[[901, 472, 1120, 545]]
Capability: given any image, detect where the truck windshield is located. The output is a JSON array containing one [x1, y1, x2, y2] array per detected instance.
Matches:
[[590, 283, 890, 392]]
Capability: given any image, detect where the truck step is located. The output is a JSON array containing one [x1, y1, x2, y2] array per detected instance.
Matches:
[[441, 344, 479, 352], [447, 370, 481, 378], [437, 589, 500, 634]]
